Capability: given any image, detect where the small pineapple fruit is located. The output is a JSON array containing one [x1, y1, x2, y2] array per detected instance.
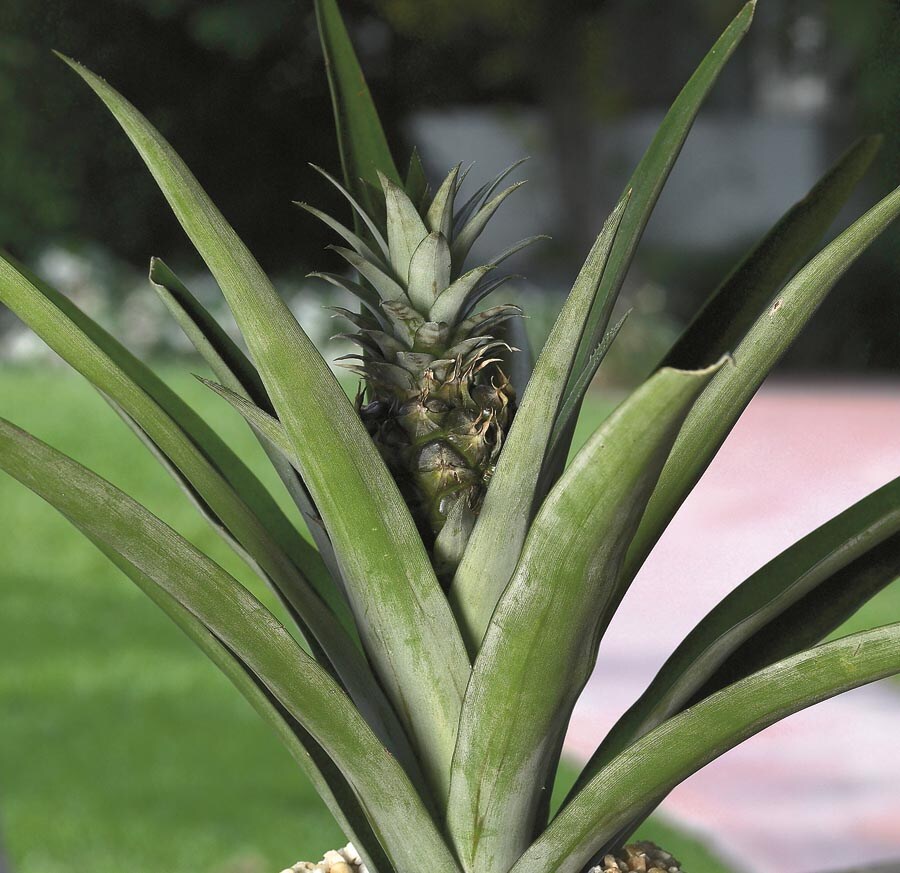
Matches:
[[303, 162, 534, 579]]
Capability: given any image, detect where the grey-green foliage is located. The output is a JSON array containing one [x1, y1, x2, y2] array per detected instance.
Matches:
[[1, 3, 899, 873]]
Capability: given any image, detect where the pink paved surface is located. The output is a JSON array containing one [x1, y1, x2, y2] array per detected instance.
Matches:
[[564, 381, 900, 872]]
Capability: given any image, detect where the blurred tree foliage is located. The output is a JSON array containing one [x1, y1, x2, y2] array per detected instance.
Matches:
[[796, 0, 900, 373], [0, 0, 898, 367], [373, 0, 755, 254], [0, 0, 388, 269]]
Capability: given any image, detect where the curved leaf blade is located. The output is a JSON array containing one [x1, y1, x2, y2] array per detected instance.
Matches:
[[449, 193, 629, 653], [96, 546, 394, 873], [626, 180, 900, 580], [661, 135, 883, 371], [149, 258, 269, 402], [331, 244, 406, 301], [314, 0, 401, 212], [0, 418, 457, 873], [198, 378, 294, 458], [148, 258, 346, 606], [0, 254, 327, 623], [405, 147, 429, 211], [446, 364, 720, 873], [694, 533, 900, 697], [310, 163, 390, 256], [565, 1, 756, 423], [453, 158, 528, 234], [0, 255, 413, 768], [0, 251, 320, 583], [512, 624, 900, 873], [571, 476, 900, 794], [451, 181, 526, 269], [381, 171, 429, 282], [426, 164, 460, 237], [59, 56, 471, 803], [541, 309, 630, 489], [297, 201, 387, 268], [407, 232, 452, 312]]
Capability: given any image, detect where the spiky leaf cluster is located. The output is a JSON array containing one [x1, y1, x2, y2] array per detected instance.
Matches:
[[302, 160, 542, 576], [5, 5, 900, 873]]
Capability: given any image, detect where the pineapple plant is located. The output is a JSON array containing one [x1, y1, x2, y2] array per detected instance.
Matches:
[[1, 1, 900, 871], [300, 160, 527, 578]]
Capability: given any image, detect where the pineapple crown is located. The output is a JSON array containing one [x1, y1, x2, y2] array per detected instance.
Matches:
[[298, 159, 546, 388], [298, 158, 544, 572]]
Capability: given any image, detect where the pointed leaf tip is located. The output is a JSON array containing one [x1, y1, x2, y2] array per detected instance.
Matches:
[[566, 0, 754, 410], [52, 49, 77, 66], [314, 0, 400, 201]]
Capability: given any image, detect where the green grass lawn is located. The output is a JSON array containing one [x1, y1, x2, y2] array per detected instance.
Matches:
[[1, 365, 897, 872]]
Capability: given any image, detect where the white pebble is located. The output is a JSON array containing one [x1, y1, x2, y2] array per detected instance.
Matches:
[[342, 843, 362, 864]]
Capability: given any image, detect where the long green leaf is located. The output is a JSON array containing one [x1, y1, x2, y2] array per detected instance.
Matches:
[[661, 135, 882, 371], [694, 533, 900, 695], [0, 254, 413, 768], [446, 364, 720, 873], [60, 56, 471, 803], [626, 181, 900, 581], [96, 546, 394, 873], [148, 258, 347, 610], [512, 624, 900, 873], [0, 252, 321, 584], [0, 255, 323, 615], [100, 395, 232, 547], [198, 378, 294, 456], [0, 418, 457, 873], [495, 311, 534, 398], [541, 310, 629, 488], [570, 477, 900, 795], [449, 193, 630, 653], [314, 0, 401, 214], [563, 1, 756, 435], [148, 258, 326, 536]]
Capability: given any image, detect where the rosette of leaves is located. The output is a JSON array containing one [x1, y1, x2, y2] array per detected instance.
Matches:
[[1, 2, 900, 872]]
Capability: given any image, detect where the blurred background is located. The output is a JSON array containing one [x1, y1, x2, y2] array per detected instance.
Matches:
[[1, 1, 900, 872], [2, 0, 900, 376]]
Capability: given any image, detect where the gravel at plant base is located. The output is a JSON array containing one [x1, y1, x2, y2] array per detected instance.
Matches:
[[281, 843, 366, 873], [284, 842, 683, 873], [590, 841, 683, 873], [565, 382, 900, 873]]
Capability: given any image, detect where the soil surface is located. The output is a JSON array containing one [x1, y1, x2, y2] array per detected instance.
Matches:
[[565, 381, 900, 873]]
